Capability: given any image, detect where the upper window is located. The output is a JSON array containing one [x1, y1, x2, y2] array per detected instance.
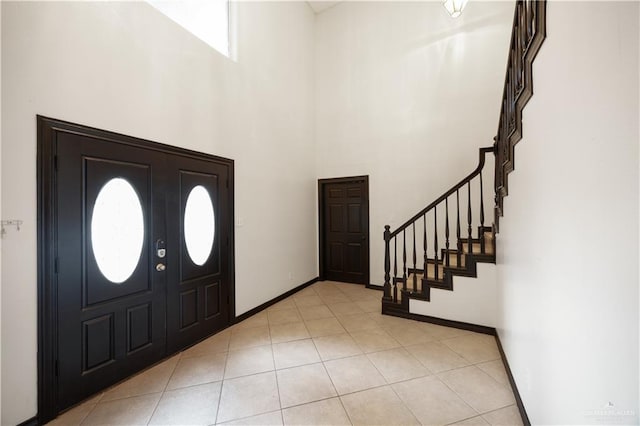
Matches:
[[147, 0, 230, 57]]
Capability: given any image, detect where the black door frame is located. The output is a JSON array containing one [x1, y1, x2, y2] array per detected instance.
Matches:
[[317, 175, 370, 287], [37, 116, 235, 423]]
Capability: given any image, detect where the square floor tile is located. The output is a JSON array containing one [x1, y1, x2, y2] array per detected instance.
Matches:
[[234, 312, 269, 330], [313, 333, 363, 361], [224, 345, 274, 379], [319, 293, 351, 304], [324, 355, 386, 395], [282, 397, 351, 425], [327, 302, 364, 316], [181, 331, 230, 359], [476, 360, 510, 386], [270, 321, 310, 344], [482, 405, 523, 425], [366, 347, 431, 383], [299, 305, 335, 321], [221, 410, 284, 425], [102, 356, 179, 401], [452, 416, 490, 425], [336, 313, 378, 333], [276, 363, 337, 408], [268, 298, 297, 312], [340, 386, 419, 425], [272, 339, 321, 370], [405, 341, 470, 373], [392, 375, 476, 425], [304, 318, 346, 337], [383, 323, 436, 346], [166, 352, 226, 390], [438, 366, 515, 413], [82, 393, 161, 425], [349, 328, 401, 353], [229, 326, 271, 350], [48, 397, 99, 425], [367, 312, 410, 328], [295, 287, 318, 298], [416, 322, 471, 340], [268, 308, 302, 325], [149, 382, 221, 425], [294, 295, 325, 308], [217, 372, 281, 423], [442, 334, 501, 364], [355, 299, 381, 313]]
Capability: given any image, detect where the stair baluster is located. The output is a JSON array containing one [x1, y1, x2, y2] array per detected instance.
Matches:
[[467, 181, 473, 255], [423, 214, 428, 297], [445, 198, 450, 269], [412, 223, 417, 292], [456, 189, 462, 267], [383, 225, 391, 301], [434, 208, 439, 281], [402, 230, 407, 292], [480, 171, 485, 254], [393, 237, 398, 303]]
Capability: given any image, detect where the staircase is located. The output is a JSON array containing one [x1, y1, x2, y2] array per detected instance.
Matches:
[[381, 147, 496, 317], [380, 0, 547, 323]]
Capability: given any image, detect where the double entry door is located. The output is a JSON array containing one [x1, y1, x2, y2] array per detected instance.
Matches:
[[42, 118, 233, 414]]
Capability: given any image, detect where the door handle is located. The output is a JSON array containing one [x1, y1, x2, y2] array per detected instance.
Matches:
[[156, 263, 166, 272]]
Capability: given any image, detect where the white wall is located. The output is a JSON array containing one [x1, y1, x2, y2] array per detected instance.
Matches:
[[0, 2, 3, 423], [315, 1, 513, 287], [410, 263, 498, 327], [1, 1, 316, 424], [496, 2, 639, 424]]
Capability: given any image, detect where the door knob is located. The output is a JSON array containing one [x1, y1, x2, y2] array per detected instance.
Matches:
[[156, 263, 166, 272]]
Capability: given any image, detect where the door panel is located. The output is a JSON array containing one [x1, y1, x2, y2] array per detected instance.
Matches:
[[166, 158, 230, 353], [321, 178, 369, 284], [57, 132, 167, 409], [84, 158, 151, 305]]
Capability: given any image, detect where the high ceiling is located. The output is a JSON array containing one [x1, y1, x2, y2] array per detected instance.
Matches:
[[307, 1, 342, 14]]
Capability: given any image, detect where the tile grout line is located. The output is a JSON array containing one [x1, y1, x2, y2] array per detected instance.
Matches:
[[444, 403, 521, 426], [145, 354, 182, 425], [213, 337, 231, 425], [267, 315, 284, 421], [309, 328, 353, 426]]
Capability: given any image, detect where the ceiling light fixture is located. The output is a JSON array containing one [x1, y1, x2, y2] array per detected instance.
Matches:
[[443, 0, 469, 18]]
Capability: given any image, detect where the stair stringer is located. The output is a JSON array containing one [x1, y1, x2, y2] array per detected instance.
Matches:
[[409, 262, 497, 328]]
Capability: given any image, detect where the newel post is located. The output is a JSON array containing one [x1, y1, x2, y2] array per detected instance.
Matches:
[[383, 225, 392, 301]]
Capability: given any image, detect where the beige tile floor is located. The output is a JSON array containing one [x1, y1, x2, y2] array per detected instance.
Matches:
[[49, 281, 521, 426]]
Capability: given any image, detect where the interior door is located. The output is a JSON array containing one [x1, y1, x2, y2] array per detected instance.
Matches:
[[321, 177, 369, 284], [56, 132, 167, 409], [166, 157, 230, 353]]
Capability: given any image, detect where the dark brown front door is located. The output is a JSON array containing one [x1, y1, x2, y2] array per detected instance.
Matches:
[[166, 157, 231, 353], [319, 177, 369, 285], [39, 117, 234, 420], [56, 131, 168, 410]]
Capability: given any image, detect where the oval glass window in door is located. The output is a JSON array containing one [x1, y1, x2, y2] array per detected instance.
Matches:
[[184, 185, 215, 266], [91, 178, 145, 284]]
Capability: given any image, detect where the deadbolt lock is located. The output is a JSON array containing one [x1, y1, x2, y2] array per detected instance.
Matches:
[[156, 263, 166, 272], [156, 239, 166, 258]]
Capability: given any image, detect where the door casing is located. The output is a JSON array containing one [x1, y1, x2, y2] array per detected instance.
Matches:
[[317, 175, 370, 287], [37, 116, 235, 423]]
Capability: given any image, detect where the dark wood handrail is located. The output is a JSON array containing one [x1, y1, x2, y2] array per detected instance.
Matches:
[[388, 147, 493, 239]]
